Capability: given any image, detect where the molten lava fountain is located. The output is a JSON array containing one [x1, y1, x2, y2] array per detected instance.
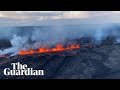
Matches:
[[19, 44, 80, 55]]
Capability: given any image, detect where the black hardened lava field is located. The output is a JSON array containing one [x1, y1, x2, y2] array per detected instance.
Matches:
[[0, 36, 120, 79], [1, 11, 120, 79]]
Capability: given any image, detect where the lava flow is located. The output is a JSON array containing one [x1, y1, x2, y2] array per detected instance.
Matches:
[[18, 44, 80, 55]]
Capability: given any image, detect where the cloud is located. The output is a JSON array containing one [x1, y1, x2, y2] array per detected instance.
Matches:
[[62, 11, 89, 18], [0, 11, 89, 20], [0, 11, 120, 26]]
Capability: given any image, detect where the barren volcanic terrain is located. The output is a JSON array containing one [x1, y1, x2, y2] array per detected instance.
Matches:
[[0, 37, 120, 79]]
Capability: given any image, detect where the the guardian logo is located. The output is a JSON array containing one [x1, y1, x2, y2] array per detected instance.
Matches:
[[3, 62, 44, 76]]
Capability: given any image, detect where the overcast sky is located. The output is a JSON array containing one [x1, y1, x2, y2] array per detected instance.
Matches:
[[0, 11, 120, 26]]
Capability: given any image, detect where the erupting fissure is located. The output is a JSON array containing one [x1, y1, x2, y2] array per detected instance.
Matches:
[[18, 44, 80, 55]]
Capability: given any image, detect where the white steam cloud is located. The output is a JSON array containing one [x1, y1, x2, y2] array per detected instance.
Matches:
[[0, 24, 120, 56]]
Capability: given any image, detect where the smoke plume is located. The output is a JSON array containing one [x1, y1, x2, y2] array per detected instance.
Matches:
[[0, 24, 120, 56]]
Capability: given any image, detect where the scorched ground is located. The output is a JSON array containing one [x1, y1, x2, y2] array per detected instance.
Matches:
[[0, 37, 120, 79]]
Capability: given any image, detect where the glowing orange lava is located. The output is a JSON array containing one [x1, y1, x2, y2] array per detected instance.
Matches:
[[18, 44, 80, 55]]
